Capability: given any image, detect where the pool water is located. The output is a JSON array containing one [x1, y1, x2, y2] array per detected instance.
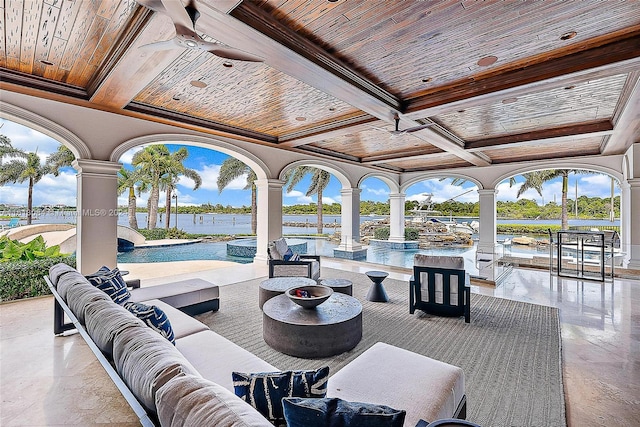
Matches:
[[117, 236, 548, 275]]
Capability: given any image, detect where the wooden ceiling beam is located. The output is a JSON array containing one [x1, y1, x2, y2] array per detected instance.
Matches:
[[465, 120, 614, 150], [404, 33, 640, 119], [89, 11, 184, 109], [279, 115, 378, 147]]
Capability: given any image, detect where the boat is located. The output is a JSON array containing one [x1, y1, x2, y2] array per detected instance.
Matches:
[[427, 218, 475, 235]]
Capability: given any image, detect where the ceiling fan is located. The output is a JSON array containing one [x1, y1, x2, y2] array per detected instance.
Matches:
[[373, 115, 434, 137], [135, 0, 263, 62]]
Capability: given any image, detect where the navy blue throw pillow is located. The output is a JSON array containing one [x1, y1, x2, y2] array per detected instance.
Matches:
[[282, 397, 406, 427], [85, 266, 130, 305], [282, 247, 294, 261], [232, 367, 329, 426], [123, 301, 175, 344]]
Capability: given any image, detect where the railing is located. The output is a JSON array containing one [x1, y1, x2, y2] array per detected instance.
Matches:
[[569, 225, 620, 233]]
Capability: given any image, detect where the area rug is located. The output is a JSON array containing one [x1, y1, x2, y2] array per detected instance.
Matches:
[[195, 268, 566, 427]]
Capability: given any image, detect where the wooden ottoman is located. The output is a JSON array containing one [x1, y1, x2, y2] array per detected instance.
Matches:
[[327, 342, 466, 426]]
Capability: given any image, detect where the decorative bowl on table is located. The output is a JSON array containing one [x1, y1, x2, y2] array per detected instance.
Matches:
[[286, 285, 333, 309]]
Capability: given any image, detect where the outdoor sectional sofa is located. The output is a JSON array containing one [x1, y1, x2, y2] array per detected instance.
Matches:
[[45, 263, 468, 427]]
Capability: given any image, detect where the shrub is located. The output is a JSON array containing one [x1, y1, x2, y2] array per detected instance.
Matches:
[[404, 227, 420, 241], [166, 227, 188, 239], [374, 227, 390, 240], [0, 255, 76, 301], [137, 228, 169, 240]]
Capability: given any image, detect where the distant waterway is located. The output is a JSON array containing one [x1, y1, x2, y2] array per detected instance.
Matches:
[[22, 211, 619, 236]]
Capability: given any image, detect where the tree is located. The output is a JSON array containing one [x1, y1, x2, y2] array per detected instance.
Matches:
[[0, 134, 27, 165], [283, 166, 331, 234], [46, 145, 75, 176], [511, 169, 591, 230], [132, 145, 171, 229], [217, 158, 257, 234], [161, 147, 202, 229], [0, 151, 49, 225], [117, 167, 143, 229]]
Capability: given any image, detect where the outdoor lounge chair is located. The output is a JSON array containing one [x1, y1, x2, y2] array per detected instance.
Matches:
[[409, 254, 471, 323], [1, 218, 20, 230], [267, 237, 320, 281]]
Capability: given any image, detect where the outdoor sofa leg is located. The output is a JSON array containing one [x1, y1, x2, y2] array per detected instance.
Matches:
[[464, 287, 471, 323]]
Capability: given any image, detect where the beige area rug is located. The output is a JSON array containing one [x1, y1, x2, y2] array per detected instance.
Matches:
[[195, 268, 566, 427]]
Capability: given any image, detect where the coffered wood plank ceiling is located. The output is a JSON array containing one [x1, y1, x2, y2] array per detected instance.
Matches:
[[1, 0, 639, 174]]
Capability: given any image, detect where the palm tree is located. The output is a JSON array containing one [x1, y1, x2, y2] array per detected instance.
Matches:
[[284, 166, 331, 234], [117, 167, 143, 229], [0, 151, 49, 224], [512, 169, 591, 230], [161, 147, 202, 229], [46, 145, 75, 176], [132, 145, 171, 229], [0, 134, 27, 164], [217, 158, 257, 234]]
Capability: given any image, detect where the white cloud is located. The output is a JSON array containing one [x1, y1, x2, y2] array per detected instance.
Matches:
[[1, 119, 60, 155], [184, 164, 246, 192], [322, 196, 337, 204], [118, 146, 144, 165], [366, 187, 389, 197]]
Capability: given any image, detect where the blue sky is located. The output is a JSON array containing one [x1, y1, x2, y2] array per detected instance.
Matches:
[[0, 118, 619, 208]]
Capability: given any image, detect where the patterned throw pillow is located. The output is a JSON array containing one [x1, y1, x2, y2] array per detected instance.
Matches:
[[282, 248, 302, 262], [123, 301, 175, 344], [232, 367, 329, 426], [282, 397, 406, 427], [85, 266, 131, 305]]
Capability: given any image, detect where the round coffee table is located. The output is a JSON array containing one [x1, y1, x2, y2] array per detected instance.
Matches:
[[320, 278, 353, 296], [259, 277, 317, 309], [262, 293, 362, 358], [365, 270, 389, 302]]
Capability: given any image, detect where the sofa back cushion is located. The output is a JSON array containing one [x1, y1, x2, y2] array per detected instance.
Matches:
[[84, 299, 146, 358], [112, 324, 197, 413], [414, 254, 464, 270], [55, 271, 93, 301], [65, 280, 113, 324], [48, 263, 76, 287], [156, 373, 274, 427]]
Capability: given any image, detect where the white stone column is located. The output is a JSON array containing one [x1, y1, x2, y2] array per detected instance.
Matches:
[[626, 178, 640, 269], [388, 192, 406, 242], [620, 181, 631, 267], [73, 159, 121, 274], [334, 187, 367, 259], [477, 189, 499, 256], [255, 179, 283, 263]]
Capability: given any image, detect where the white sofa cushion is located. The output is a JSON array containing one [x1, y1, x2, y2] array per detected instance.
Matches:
[[155, 373, 273, 427], [143, 299, 209, 339], [176, 330, 277, 392]]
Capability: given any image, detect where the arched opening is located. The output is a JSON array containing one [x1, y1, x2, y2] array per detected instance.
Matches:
[[495, 167, 622, 269], [0, 117, 79, 257]]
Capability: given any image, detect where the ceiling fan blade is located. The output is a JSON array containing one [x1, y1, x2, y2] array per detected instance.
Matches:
[[135, 0, 167, 15], [201, 41, 263, 62], [138, 38, 182, 52], [160, 0, 197, 31], [405, 123, 435, 133]]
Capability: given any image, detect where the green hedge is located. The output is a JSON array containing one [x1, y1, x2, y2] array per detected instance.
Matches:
[[0, 256, 76, 302], [496, 224, 561, 235], [374, 227, 390, 240], [404, 227, 420, 241]]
